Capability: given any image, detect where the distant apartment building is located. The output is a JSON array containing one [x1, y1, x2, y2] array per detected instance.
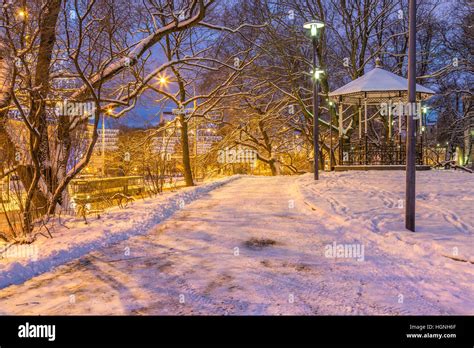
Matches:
[[154, 110, 223, 156], [191, 129, 222, 155], [88, 126, 119, 152], [151, 134, 180, 155], [0, 175, 9, 203], [84, 124, 120, 175]]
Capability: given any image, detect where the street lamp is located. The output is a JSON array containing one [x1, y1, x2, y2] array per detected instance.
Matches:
[[159, 76, 168, 85], [304, 20, 324, 180], [303, 20, 325, 34], [313, 69, 324, 79], [17, 9, 27, 20], [102, 108, 113, 177], [406, 0, 416, 231]]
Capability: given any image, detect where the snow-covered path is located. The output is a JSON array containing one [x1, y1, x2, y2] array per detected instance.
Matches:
[[0, 173, 472, 315]]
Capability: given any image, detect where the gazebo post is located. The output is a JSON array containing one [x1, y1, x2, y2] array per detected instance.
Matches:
[[388, 100, 392, 141], [364, 97, 368, 165], [329, 104, 333, 171], [338, 103, 343, 137], [358, 105, 362, 165], [358, 106, 362, 140], [338, 102, 343, 164], [421, 108, 425, 165], [388, 100, 392, 164], [398, 104, 402, 164]]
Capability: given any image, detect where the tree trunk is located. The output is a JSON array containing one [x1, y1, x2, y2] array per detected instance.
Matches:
[[179, 114, 194, 186], [19, 0, 62, 233], [33, 0, 62, 212], [269, 159, 280, 176]]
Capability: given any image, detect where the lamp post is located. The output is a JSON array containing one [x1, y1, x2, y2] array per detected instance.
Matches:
[[304, 20, 325, 180], [406, 0, 416, 231]]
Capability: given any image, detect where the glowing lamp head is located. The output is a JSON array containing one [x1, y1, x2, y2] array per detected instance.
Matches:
[[312, 69, 324, 80], [303, 20, 325, 37], [159, 76, 168, 85]]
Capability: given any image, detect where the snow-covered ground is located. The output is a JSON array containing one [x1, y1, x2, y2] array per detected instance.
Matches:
[[0, 171, 472, 315], [0, 176, 239, 290]]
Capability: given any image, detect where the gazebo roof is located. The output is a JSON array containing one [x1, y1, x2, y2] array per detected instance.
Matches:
[[328, 67, 436, 105]]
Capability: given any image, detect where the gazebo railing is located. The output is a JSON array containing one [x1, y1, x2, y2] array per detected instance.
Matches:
[[340, 141, 423, 166]]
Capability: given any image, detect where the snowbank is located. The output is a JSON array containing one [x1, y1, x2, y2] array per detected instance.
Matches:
[[0, 176, 240, 290], [294, 170, 474, 263]]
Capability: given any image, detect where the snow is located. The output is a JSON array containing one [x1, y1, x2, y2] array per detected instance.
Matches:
[[328, 67, 435, 98], [297, 170, 474, 260], [0, 175, 239, 290], [0, 171, 472, 315]]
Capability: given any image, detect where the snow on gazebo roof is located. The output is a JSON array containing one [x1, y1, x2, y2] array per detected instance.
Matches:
[[328, 66, 436, 105]]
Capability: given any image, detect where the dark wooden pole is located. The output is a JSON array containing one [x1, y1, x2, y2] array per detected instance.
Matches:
[[406, 0, 416, 231], [312, 35, 319, 180], [329, 105, 333, 171]]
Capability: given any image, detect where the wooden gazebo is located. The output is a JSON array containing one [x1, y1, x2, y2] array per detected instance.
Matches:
[[328, 60, 435, 170]]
